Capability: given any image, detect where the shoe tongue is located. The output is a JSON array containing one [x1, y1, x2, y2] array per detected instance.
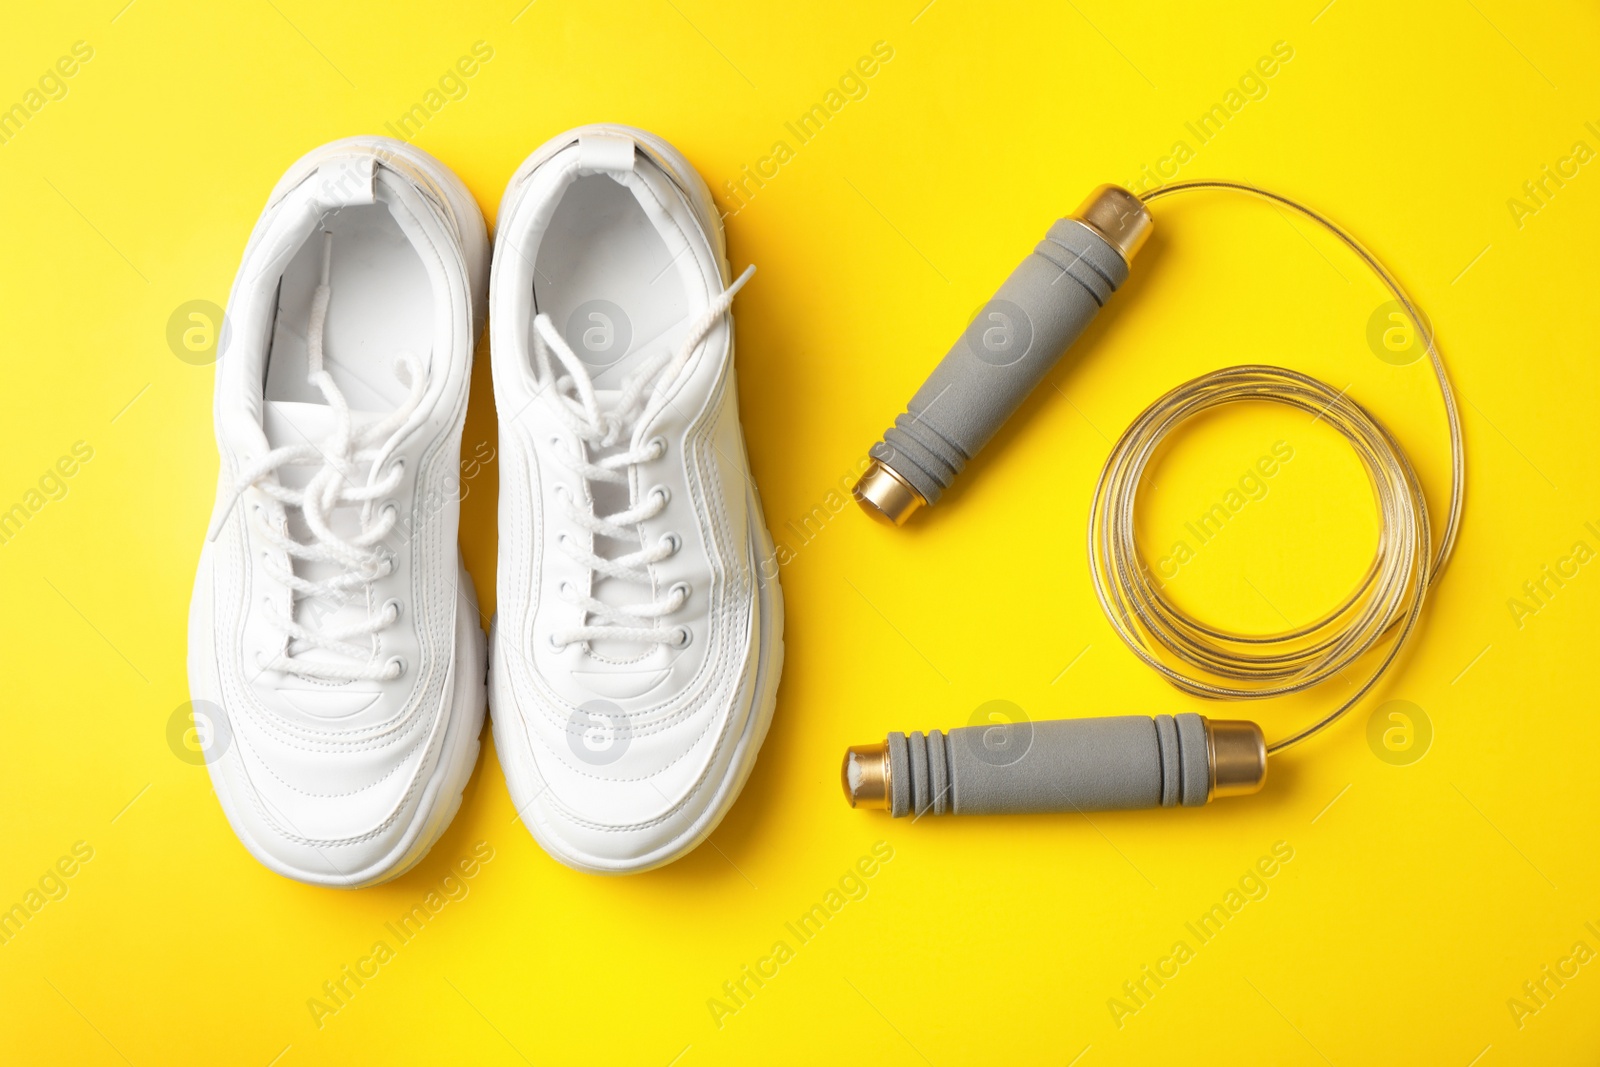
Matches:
[[263, 399, 381, 452], [588, 386, 626, 414], [581, 413, 659, 659], [262, 400, 387, 677]]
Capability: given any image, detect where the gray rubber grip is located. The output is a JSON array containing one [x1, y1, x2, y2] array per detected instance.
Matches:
[[886, 714, 1209, 817], [869, 218, 1129, 504]]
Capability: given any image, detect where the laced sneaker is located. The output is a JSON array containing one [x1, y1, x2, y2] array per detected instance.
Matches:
[[188, 137, 490, 887], [488, 125, 784, 874]]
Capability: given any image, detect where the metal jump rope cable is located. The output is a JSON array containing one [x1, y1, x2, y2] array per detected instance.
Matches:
[[1087, 180, 1466, 754]]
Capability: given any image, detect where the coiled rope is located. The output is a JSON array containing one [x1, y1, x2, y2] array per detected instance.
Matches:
[[1087, 181, 1464, 753]]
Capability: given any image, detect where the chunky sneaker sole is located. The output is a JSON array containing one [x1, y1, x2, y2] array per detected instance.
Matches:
[[189, 136, 490, 887], [488, 124, 784, 874]]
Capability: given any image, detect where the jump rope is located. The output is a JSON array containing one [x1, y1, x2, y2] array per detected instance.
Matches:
[[840, 180, 1463, 818]]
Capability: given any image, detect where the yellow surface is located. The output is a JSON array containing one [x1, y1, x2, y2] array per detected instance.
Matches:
[[2, 1, 1597, 1063]]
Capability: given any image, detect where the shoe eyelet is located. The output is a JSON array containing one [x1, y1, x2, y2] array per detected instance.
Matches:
[[650, 485, 670, 507], [389, 457, 407, 478], [648, 435, 667, 459], [668, 626, 691, 649], [386, 655, 406, 678], [660, 532, 681, 554], [383, 598, 402, 622], [547, 634, 567, 652], [669, 581, 691, 605]]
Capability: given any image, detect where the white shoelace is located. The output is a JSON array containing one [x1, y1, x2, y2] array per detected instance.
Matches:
[[208, 232, 424, 683], [532, 264, 755, 651]]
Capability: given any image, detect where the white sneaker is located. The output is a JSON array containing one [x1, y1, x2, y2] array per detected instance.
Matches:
[[488, 125, 783, 874], [188, 137, 490, 887]]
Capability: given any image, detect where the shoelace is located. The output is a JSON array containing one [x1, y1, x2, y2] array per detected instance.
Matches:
[[531, 264, 755, 651], [208, 232, 424, 683]]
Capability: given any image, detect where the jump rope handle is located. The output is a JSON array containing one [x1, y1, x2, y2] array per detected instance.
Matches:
[[846, 190, 1268, 816], [842, 714, 1266, 817], [853, 184, 1152, 524], [845, 186, 1272, 816]]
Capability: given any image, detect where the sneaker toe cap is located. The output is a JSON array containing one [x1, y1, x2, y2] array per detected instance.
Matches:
[[205, 716, 444, 886]]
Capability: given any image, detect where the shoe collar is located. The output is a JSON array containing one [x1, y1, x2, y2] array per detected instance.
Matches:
[[215, 156, 471, 465], [493, 137, 724, 411]]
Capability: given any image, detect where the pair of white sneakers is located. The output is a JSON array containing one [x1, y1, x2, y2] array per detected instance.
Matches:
[[188, 127, 783, 885]]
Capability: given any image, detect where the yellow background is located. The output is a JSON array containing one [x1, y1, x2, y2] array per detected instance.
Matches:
[[2, 0, 1598, 1063]]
